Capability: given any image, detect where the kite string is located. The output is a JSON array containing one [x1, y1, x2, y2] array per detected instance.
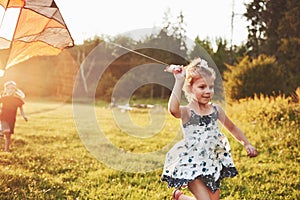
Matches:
[[109, 42, 169, 66]]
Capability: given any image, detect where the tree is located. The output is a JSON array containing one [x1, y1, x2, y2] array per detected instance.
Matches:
[[244, 0, 268, 57], [189, 36, 213, 60], [275, 0, 300, 92], [224, 55, 285, 100], [212, 38, 231, 75], [156, 9, 188, 59], [244, 0, 300, 94]]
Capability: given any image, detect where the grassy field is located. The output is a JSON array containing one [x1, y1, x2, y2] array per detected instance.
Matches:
[[0, 96, 299, 200]]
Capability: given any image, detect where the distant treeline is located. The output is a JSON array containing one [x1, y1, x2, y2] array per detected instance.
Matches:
[[1, 0, 299, 102]]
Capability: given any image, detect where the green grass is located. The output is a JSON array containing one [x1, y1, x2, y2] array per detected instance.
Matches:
[[0, 97, 299, 199]]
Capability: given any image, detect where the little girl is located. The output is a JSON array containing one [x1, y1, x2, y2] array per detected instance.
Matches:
[[161, 58, 258, 200], [0, 81, 28, 152]]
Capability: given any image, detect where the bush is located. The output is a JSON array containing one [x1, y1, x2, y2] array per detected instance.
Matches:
[[225, 93, 299, 160], [224, 55, 285, 100]]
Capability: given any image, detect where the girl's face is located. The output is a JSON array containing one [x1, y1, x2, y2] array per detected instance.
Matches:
[[190, 76, 214, 104]]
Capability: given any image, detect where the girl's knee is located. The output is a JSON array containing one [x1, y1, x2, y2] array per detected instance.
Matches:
[[3, 131, 11, 138], [188, 179, 211, 200], [3, 129, 10, 134]]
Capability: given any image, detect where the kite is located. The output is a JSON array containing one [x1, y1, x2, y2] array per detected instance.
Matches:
[[0, 0, 74, 75]]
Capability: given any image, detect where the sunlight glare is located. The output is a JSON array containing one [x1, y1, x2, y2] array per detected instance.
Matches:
[[0, 7, 20, 44], [0, 69, 5, 77]]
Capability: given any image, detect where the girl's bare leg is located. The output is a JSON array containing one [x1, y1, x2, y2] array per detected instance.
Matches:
[[172, 180, 220, 200], [178, 195, 195, 200], [173, 189, 195, 200], [178, 194, 196, 200], [208, 189, 220, 200], [4, 131, 11, 152], [188, 179, 211, 200]]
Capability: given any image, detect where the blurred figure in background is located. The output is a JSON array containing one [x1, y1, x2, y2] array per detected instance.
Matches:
[[0, 81, 28, 152]]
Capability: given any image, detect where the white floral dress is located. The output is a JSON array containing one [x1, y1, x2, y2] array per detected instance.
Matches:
[[161, 106, 238, 192]]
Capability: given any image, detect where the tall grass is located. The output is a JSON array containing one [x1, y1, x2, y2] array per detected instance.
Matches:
[[222, 94, 299, 199], [0, 96, 298, 199]]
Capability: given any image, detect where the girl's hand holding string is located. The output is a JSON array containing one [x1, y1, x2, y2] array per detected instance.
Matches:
[[165, 65, 185, 81]]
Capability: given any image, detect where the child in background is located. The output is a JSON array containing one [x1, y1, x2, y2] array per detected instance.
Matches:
[[161, 58, 258, 200], [0, 81, 28, 152]]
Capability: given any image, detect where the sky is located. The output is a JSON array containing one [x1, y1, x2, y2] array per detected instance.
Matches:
[[57, 0, 251, 46]]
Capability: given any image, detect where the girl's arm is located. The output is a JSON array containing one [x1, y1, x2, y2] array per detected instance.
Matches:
[[168, 66, 185, 118], [19, 106, 28, 122], [216, 104, 258, 157]]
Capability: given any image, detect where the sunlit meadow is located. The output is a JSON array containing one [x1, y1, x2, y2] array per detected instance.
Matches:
[[0, 95, 299, 199]]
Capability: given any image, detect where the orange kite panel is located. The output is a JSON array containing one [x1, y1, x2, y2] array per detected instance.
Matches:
[[0, 0, 24, 8], [7, 40, 61, 67], [0, 0, 74, 70], [14, 9, 63, 39]]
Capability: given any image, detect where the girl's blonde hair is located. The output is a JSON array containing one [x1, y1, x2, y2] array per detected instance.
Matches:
[[183, 57, 216, 102], [2, 81, 25, 98]]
